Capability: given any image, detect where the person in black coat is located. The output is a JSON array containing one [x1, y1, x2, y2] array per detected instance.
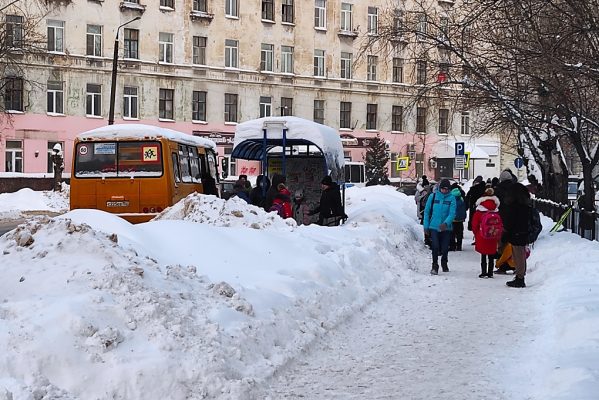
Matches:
[[465, 175, 486, 231], [501, 182, 531, 288], [310, 175, 347, 226], [249, 175, 270, 208]]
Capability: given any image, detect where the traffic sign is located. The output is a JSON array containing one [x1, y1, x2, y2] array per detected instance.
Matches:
[[514, 157, 524, 169], [455, 142, 465, 156], [396, 156, 409, 171], [464, 151, 470, 169], [455, 155, 466, 170]]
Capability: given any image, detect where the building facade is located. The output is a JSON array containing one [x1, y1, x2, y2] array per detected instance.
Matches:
[[0, 0, 500, 182]]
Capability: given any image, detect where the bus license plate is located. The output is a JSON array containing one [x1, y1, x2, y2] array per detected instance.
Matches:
[[106, 201, 129, 207]]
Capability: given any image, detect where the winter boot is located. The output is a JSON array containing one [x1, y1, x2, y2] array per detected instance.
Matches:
[[487, 262, 494, 278], [456, 242, 462, 251], [430, 262, 439, 275], [441, 260, 449, 273], [479, 263, 487, 278], [506, 276, 526, 288]]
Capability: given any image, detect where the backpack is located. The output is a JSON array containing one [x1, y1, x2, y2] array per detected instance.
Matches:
[[528, 207, 542, 244], [269, 202, 285, 218], [480, 211, 504, 240], [419, 189, 432, 219]]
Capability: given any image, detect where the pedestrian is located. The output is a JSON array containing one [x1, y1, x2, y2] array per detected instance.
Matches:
[[449, 182, 466, 251], [471, 186, 502, 278], [423, 179, 457, 275], [502, 182, 532, 288], [263, 173, 286, 211], [465, 175, 486, 232], [235, 174, 252, 194], [231, 182, 250, 203], [269, 183, 293, 219], [309, 175, 347, 226], [293, 189, 311, 225], [526, 175, 543, 197], [415, 175, 431, 221], [250, 175, 270, 208]]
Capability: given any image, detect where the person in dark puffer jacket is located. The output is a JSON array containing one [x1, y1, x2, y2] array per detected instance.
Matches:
[[310, 175, 347, 226], [501, 182, 531, 288]]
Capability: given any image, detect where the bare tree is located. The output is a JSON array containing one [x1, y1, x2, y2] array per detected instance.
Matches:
[[359, 0, 599, 206]]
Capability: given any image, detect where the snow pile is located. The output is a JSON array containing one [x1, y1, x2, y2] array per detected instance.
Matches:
[[0, 185, 69, 220], [0, 186, 426, 399], [154, 192, 296, 229]]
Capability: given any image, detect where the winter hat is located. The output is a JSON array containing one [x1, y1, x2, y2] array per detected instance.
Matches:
[[294, 189, 304, 199], [321, 175, 333, 185], [474, 175, 483, 183], [499, 170, 512, 182], [439, 179, 451, 190], [484, 187, 494, 196]]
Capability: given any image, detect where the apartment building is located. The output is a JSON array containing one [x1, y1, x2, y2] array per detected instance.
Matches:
[[0, 0, 500, 181]]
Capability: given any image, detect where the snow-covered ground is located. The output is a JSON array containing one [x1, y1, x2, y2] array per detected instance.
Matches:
[[0, 186, 597, 399]]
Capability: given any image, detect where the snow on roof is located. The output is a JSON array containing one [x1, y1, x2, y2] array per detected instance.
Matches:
[[78, 124, 217, 151], [234, 116, 345, 173]]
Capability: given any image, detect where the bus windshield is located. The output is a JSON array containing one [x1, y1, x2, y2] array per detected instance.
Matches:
[[75, 141, 163, 178]]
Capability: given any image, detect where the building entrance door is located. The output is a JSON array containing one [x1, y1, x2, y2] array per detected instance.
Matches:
[[436, 158, 453, 180]]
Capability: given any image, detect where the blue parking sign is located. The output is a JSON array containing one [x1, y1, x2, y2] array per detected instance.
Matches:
[[455, 142, 465, 156]]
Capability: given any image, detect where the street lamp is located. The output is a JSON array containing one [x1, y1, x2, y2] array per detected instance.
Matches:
[[108, 16, 141, 125]]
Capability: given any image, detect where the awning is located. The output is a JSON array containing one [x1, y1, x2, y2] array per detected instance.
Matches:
[[433, 140, 489, 159]]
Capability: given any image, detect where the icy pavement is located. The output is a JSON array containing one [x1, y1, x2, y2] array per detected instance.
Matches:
[[252, 230, 541, 400]]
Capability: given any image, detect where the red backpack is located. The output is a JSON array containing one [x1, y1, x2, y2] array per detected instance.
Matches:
[[480, 211, 503, 240]]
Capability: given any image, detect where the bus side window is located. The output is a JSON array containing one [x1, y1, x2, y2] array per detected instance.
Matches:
[[179, 145, 192, 183], [190, 146, 202, 183], [171, 152, 181, 183]]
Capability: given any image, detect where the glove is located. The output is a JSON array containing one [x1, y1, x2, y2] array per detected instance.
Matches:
[[424, 229, 431, 236], [439, 223, 447, 232]]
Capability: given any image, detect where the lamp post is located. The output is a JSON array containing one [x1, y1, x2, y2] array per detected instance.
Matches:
[[108, 16, 141, 125]]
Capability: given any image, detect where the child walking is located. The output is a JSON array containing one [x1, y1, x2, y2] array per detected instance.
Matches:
[[471, 186, 503, 278]]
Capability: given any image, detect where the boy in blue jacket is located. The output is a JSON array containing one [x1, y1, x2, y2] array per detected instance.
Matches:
[[423, 179, 457, 275]]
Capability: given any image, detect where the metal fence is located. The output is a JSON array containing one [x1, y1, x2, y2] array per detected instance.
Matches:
[[533, 198, 599, 241]]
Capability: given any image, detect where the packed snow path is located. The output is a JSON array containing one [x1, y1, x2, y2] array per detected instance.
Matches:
[[253, 231, 542, 400]]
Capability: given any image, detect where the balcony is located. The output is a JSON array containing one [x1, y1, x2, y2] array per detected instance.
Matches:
[[338, 29, 358, 39], [190, 10, 214, 21], [120, 1, 146, 13]]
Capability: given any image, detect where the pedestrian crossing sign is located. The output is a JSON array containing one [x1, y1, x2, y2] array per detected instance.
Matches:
[[396, 156, 409, 171]]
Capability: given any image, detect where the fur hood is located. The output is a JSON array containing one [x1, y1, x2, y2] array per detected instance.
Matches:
[[476, 195, 500, 212]]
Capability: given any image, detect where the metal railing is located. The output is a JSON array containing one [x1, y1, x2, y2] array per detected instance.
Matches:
[[533, 198, 598, 241]]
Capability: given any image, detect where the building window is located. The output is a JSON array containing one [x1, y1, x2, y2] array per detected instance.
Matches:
[[260, 96, 272, 118], [47, 20, 64, 52], [124, 28, 139, 59], [123, 86, 138, 119], [367, 55, 377, 81], [417, 60, 427, 84], [86, 25, 102, 57], [281, 97, 293, 116], [193, 36, 207, 65], [392, 105, 403, 132], [6, 15, 24, 48], [314, 99, 324, 124], [159, 32, 173, 63], [439, 108, 449, 134], [3, 77, 23, 112], [261, 43, 274, 72], [193, 0, 207, 12], [5, 140, 23, 172], [366, 104, 377, 130], [159, 88, 174, 120], [367, 7, 378, 35], [47, 80, 64, 114], [340, 3, 352, 31], [47, 141, 63, 173], [392, 58, 403, 83], [340, 52, 352, 79], [225, 93, 238, 122], [315, 0, 326, 29], [282, 0, 294, 23], [86, 83, 101, 117], [416, 107, 427, 133], [160, 0, 174, 8], [192, 90, 207, 121], [261, 0, 273, 20], [225, 39, 238, 68], [417, 13, 427, 41], [314, 49, 325, 77], [281, 45, 294, 73], [439, 16, 449, 41], [225, 0, 238, 17], [461, 111, 471, 136], [340, 101, 351, 129], [393, 9, 404, 33]]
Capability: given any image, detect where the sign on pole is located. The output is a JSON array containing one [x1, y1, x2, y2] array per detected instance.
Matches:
[[396, 156, 409, 171], [455, 155, 466, 170], [464, 151, 471, 169], [514, 157, 524, 169], [455, 142, 465, 156]]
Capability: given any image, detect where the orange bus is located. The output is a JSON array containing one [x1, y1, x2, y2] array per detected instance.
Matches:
[[70, 124, 219, 223]]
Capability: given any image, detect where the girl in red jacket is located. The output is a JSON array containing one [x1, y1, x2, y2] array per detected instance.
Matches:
[[270, 183, 293, 219], [472, 186, 502, 278]]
